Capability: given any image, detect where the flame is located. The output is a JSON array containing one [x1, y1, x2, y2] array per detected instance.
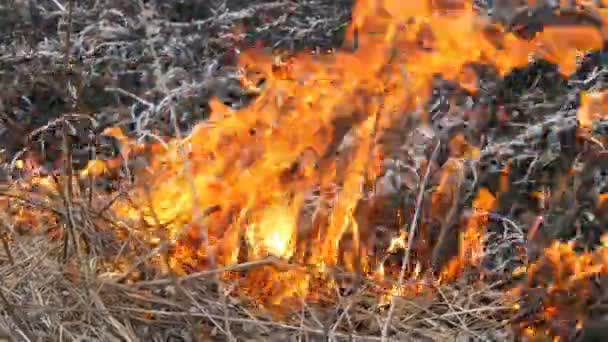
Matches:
[[440, 187, 497, 281], [512, 241, 608, 339], [99, 0, 608, 306], [578, 90, 608, 129], [2, 0, 602, 317], [0, 2, 608, 340], [246, 204, 297, 259]]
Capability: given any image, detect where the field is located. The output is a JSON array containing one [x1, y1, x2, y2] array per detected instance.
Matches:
[[1, 1, 608, 341]]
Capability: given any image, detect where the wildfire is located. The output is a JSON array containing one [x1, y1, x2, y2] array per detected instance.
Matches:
[[511, 241, 608, 339], [246, 204, 297, 259], [5, 0, 608, 338], [88, 0, 608, 306]]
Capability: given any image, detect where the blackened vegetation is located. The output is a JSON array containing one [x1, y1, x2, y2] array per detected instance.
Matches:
[[364, 52, 603, 265], [350, 45, 608, 338]]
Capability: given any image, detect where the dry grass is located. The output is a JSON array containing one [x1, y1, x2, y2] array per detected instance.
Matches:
[[0, 222, 514, 341]]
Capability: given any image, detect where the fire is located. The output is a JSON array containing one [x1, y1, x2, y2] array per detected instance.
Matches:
[[4, 0, 608, 337], [92, 0, 608, 307], [246, 204, 297, 259], [511, 241, 608, 339], [577, 90, 608, 129]]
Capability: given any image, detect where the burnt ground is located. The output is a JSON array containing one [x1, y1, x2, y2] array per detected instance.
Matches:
[[1, 0, 608, 341]]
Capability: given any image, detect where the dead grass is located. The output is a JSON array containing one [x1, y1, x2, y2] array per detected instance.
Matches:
[[0, 222, 514, 341]]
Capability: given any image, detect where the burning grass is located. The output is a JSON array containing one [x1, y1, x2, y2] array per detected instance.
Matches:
[[2, 0, 608, 340]]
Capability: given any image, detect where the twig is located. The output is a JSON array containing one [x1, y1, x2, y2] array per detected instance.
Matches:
[[63, 0, 73, 102], [173, 284, 228, 337], [0, 192, 65, 217], [127, 257, 286, 287], [408, 306, 511, 325], [159, 2, 289, 28], [381, 140, 440, 341], [58, 120, 81, 263], [0, 111, 26, 135], [89, 290, 137, 342], [103, 87, 154, 109], [433, 284, 482, 340], [116, 307, 386, 341], [51, 0, 66, 12], [0, 287, 35, 341], [0, 223, 14, 266]]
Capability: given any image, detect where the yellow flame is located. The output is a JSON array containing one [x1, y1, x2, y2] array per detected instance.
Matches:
[[247, 204, 297, 258]]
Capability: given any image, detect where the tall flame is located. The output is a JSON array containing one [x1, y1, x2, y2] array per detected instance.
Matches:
[[96, 0, 608, 308]]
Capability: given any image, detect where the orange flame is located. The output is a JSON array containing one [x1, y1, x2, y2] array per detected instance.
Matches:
[[96, 0, 608, 308], [512, 241, 608, 339]]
